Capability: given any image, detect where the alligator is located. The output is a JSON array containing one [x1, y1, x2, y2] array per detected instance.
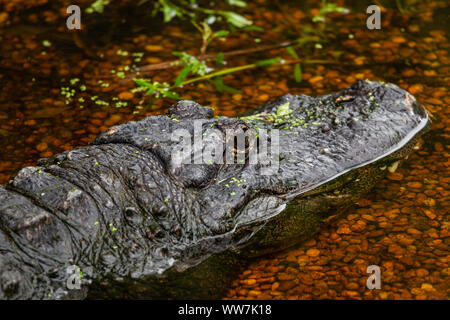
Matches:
[[0, 80, 430, 299]]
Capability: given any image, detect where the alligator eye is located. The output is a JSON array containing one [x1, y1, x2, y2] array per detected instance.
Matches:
[[226, 126, 257, 165]]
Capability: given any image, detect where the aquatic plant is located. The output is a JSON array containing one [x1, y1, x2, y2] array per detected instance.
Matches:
[[149, 0, 252, 28], [86, 0, 110, 14], [312, 0, 349, 24], [375, 0, 419, 14], [286, 46, 302, 83], [133, 57, 283, 100], [82, 0, 346, 105]]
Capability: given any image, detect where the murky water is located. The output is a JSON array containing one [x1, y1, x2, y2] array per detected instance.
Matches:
[[0, 0, 448, 299]]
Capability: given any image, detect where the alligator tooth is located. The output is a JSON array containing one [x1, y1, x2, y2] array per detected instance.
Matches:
[[388, 161, 399, 173], [380, 166, 387, 170], [405, 155, 409, 160]]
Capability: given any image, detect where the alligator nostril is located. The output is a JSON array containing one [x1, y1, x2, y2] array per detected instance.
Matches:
[[125, 207, 137, 218], [170, 225, 182, 238], [48, 268, 59, 279], [124, 207, 143, 225], [151, 204, 169, 218], [155, 230, 165, 239], [145, 221, 166, 240], [159, 246, 169, 256]]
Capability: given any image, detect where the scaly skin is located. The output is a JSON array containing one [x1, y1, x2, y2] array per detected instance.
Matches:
[[0, 80, 430, 299]]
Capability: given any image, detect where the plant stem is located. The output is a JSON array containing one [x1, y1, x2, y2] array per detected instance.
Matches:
[[175, 58, 332, 88], [134, 36, 319, 74], [179, 64, 257, 86]]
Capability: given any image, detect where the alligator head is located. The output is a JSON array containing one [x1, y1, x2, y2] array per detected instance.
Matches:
[[0, 80, 430, 299]]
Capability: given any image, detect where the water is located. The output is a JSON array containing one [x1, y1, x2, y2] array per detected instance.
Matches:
[[0, 0, 448, 299]]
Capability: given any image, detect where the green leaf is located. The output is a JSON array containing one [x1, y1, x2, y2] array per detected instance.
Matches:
[[221, 83, 240, 94], [242, 25, 264, 32], [286, 46, 299, 59], [212, 77, 240, 94], [172, 51, 184, 58], [172, 51, 210, 76], [216, 52, 225, 67], [312, 15, 326, 23], [174, 65, 192, 87], [134, 78, 155, 95], [87, 0, 110, 14], [255, 57, 282, 67], [213, 30, 229, 38], [161, 89, 181, 100], [134, 78, 151, 88], [294, 63, 302, 83], [159, 0, 181, 23], [226, 0, 247, 8], [208, 30, 229, 46], [162, 7, 176, 22], [212, 77, 225, 91], [220, 11, 252, 28]]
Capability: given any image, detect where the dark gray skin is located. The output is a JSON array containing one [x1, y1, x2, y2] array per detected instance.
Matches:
[[0, 80, 430, 299]]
